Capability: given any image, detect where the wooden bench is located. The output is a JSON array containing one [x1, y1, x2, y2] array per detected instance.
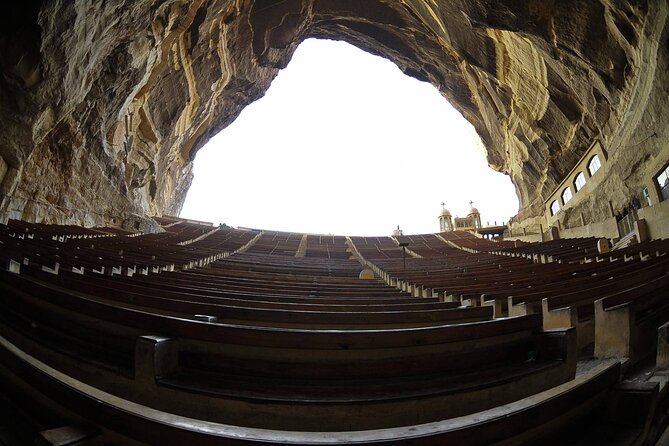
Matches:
[[594, 272, 669, 365], [0, 334, 618, 445], [494, 256, 668, 318], [542, 258, 669, 350], [0, 268, 576, 430], [18, 266, 490, 329]]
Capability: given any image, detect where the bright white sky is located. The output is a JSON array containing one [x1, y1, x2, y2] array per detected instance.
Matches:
[[180, 39, 518, 236]]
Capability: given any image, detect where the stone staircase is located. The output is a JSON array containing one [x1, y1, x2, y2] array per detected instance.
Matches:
[[295, 234, 308, 257], [613, 231, 638, 250]]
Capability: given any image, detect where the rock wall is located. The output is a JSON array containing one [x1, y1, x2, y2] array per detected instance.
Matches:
[[0, 0, 667, 229]]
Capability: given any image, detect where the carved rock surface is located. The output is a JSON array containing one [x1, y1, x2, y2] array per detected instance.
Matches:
[[0, 1, 667, 228]]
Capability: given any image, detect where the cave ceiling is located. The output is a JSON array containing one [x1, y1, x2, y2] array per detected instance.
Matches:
[[0, 0, 667, 229]]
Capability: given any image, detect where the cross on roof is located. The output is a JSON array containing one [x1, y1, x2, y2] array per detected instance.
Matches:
[[469, 200, 474, 207], [441, 202, 446, 209]]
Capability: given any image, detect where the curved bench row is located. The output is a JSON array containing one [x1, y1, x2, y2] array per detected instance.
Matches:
[[0, 334, 619, 445]]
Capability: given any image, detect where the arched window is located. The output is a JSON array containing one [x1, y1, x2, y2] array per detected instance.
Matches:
[[550, 200, 560, 216], [588, 154, 601, 176], [574, 172, 586, 192], [656, 164, 669, 201], [561, 187, 573, 204]]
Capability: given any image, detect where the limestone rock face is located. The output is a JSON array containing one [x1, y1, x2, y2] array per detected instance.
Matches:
[[0, 1, 667, 228]]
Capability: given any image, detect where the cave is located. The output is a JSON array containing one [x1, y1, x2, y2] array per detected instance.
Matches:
[[1, 0, 667, 236], [1, 1, 669, 444]]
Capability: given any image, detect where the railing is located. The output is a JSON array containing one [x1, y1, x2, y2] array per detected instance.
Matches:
[[505, 228, 541, 238], [616, 209, 638, 237]]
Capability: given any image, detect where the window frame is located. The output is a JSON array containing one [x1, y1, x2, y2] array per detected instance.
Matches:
[[561, 186, 573, 205], [656, 164, 669, 201], [588, 154, 601, 176], [550, 200, 560, 216], [574, 172, 586, 192]]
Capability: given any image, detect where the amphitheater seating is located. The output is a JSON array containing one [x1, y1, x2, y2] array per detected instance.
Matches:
[[0, 221, 266, 275], [351, 231, 669, 364], [542, 256, 669, 350], [509, 254, 669, 314], [394, 234, 456, 257], [188, 227, 259, 252], [595, 272, 669, 364], [362, 246, 580, 303], [440, 230, 517, 252], [15, 263, 491, 329], [0, 334, 619, 445], [489, 237, 600, 263], [349, 236, 405, 259], [0, 266, 577, 430], [244, 231, 303, 256], [6, 219, 132, 239], [304, 234, 351, 259], [2, 220, 668, 444], [581, 238, 669, 263]]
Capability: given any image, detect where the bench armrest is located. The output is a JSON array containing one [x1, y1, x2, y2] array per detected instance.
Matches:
[[534, 327, 577, 376]]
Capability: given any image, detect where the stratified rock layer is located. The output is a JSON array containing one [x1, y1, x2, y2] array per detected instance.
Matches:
[[0, 1, 667, 229]]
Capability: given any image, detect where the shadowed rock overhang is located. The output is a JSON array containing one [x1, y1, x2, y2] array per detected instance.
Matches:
[[0, 0, 667, 229]]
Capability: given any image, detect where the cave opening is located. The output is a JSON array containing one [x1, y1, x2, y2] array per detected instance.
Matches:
[[179, 38, 518, 235]]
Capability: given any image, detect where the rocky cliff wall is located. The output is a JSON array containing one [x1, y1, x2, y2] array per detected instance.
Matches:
[[0, 0, 667, 230]]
